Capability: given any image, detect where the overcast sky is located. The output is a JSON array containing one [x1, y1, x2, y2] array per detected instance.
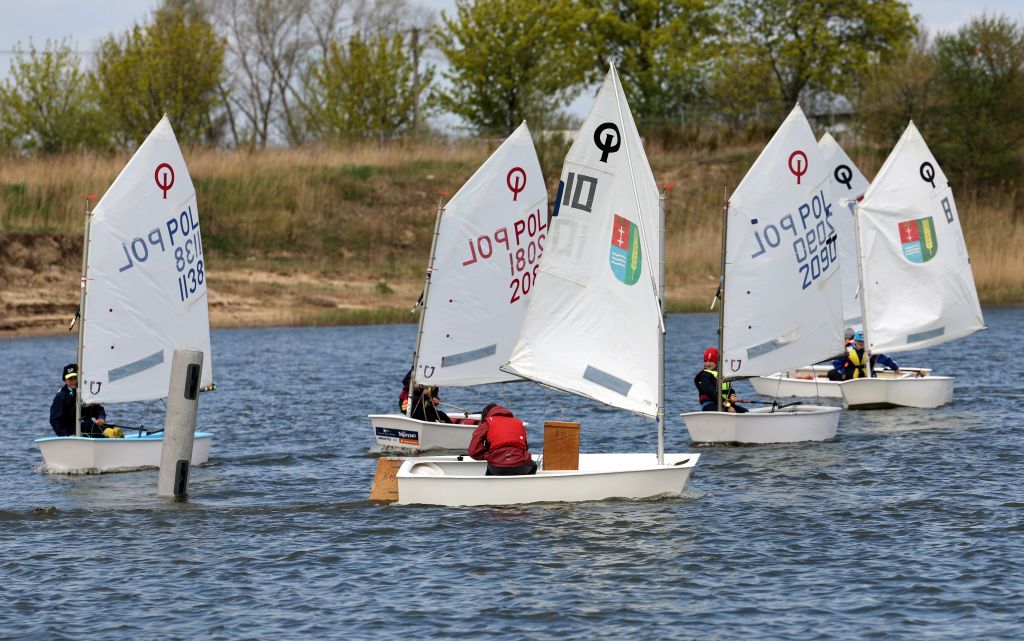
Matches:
[[2, 1, 1022, 57]]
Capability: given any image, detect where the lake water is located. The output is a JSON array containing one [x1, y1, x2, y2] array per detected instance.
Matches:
[[2, 310, 1022, 640]]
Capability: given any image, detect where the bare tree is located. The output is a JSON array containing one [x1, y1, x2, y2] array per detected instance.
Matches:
[[208, 0, 431, 148], [210, 0, 312, 147]]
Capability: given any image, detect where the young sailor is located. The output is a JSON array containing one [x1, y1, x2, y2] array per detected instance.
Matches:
[[398, 369, 452, 423], [468, 404, 536, 476], [48, 363, 118, 437], [832, 331, 900, 380], [694, 347, 748, 413]]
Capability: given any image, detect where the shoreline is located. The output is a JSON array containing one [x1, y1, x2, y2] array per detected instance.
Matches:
[[4, 293, 1019, 341]]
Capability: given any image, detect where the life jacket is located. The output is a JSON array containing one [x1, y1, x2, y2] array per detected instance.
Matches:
[[484, 407, 527, 451], [698, 369, 732, 404], [847, 347, 867, 379]]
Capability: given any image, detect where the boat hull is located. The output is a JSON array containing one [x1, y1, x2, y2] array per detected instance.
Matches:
[[394, 452, 699, 506], [839, 376, 954, 409], [368, 414, 478, 453], [680, 405, 840, 445], [751, 366, 934, 399], [35, 432, 213, 474]]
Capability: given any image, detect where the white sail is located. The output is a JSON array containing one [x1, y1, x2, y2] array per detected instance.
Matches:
[[414, 122, 547, 388], [855, 121, 984, 354], [818, 132, 870, 329], [81, 116, 213, 404], [503, 65, 662, 417], [723, 105, 844, 379]]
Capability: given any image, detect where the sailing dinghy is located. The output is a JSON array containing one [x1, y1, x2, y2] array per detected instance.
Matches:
[[839, 121, 984, 409], [368, 122, 547, 453], [379, 65, 698, 506], [751, 133, 935, 399], [680, 106, 844, 445], [35, 116, 214, 473]]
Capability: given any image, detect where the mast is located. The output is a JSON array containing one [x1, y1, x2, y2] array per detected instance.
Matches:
[[657, 191, 666, 464], [852, 199, 873, 378], [74, 196, 94, 437], [716, 187, 728, 413], [406, 196, 445, 417]]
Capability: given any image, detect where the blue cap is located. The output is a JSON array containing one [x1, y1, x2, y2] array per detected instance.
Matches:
[[853, 330, 864, 341]]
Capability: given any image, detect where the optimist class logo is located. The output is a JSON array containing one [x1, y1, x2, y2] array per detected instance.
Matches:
[[789, 150, 808, 185], [155, 163, 174, 199], [609, 214, 641, 285], [506, 167, 526, 201]]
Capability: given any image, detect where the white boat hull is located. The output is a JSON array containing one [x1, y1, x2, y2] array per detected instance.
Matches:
[[750, 365, 843, 398], [35, 432, 213, 474], [393, 452, 699, 506], [839, 376, 954, 409], [368, 414, 479, 453], [680, 405, 840, 445], [751, 366, 934, 399]]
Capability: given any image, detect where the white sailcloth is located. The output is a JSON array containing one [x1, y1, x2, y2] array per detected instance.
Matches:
[[414, 122, 547, 388], [723, 105, 844, 379], [819, 132, 870, 329], [855, 121, 984, 354], [503, 65, 662, 417], [81, 116, 213, 404]]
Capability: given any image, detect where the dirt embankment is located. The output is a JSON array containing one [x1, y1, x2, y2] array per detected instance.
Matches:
[[0, 232, 420, 339]]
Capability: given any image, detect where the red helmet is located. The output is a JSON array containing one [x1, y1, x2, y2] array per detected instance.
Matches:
[[703, 347, 719, 363]]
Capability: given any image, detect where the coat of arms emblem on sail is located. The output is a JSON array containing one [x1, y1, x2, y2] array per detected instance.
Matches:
[[609, 214, 642, 285], [898, 217, 938, 263]]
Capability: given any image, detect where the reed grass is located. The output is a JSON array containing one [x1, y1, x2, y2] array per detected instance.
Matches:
[[2, 139, 1021, 308]]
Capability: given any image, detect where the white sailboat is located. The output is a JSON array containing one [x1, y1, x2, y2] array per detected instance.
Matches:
[[839, 121, 984, 409], [680, 105, 844, 444], [369, 122, 547, 452], [751, 133, 935, 399], [382, 65, 699, 506], [36, 116, 214, 473]]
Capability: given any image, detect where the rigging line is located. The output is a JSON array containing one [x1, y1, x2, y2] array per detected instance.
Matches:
[[609, 64, 664, 334]]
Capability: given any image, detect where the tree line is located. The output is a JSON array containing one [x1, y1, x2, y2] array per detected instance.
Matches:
[[1, 0, 1021, 186]]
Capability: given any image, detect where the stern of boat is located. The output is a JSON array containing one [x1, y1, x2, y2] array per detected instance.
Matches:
[[680, 405, 840, 445]]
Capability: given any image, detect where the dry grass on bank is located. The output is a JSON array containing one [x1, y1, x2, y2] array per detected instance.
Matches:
[[1, 139, 1022, 317]]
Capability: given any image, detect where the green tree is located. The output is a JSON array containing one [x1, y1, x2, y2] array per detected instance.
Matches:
[[305, 30, 432, 141], [931, 14, 1024, 185], [436, 0, 594, 135], [0, 41, 106, 154], [857, 31, 940, 145], [94, 4, 226, 146], [586, 0, 721, 128], [718, 0, 917, 121]]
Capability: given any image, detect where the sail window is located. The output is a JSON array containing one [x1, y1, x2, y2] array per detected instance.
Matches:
[[108, 350, 165, 382], [907, 327, 945, 344], [747, 329, 800, 359], [583, 366, 632, 397], [441, 344, 497, 368]]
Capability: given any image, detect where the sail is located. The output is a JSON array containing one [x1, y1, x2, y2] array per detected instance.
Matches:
[[723, 105, 844, 379], [503, 65, 662, 417], [855, 121, 985, 354], [81, 116, 213, 404], [818, 132, 870, 330], [414, 122, 547, 388]]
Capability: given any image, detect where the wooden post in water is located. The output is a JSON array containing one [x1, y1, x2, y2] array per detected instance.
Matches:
[[370, 458, 402, 502], [543, 421, 580, 471], [158, 349, 203, 498]]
